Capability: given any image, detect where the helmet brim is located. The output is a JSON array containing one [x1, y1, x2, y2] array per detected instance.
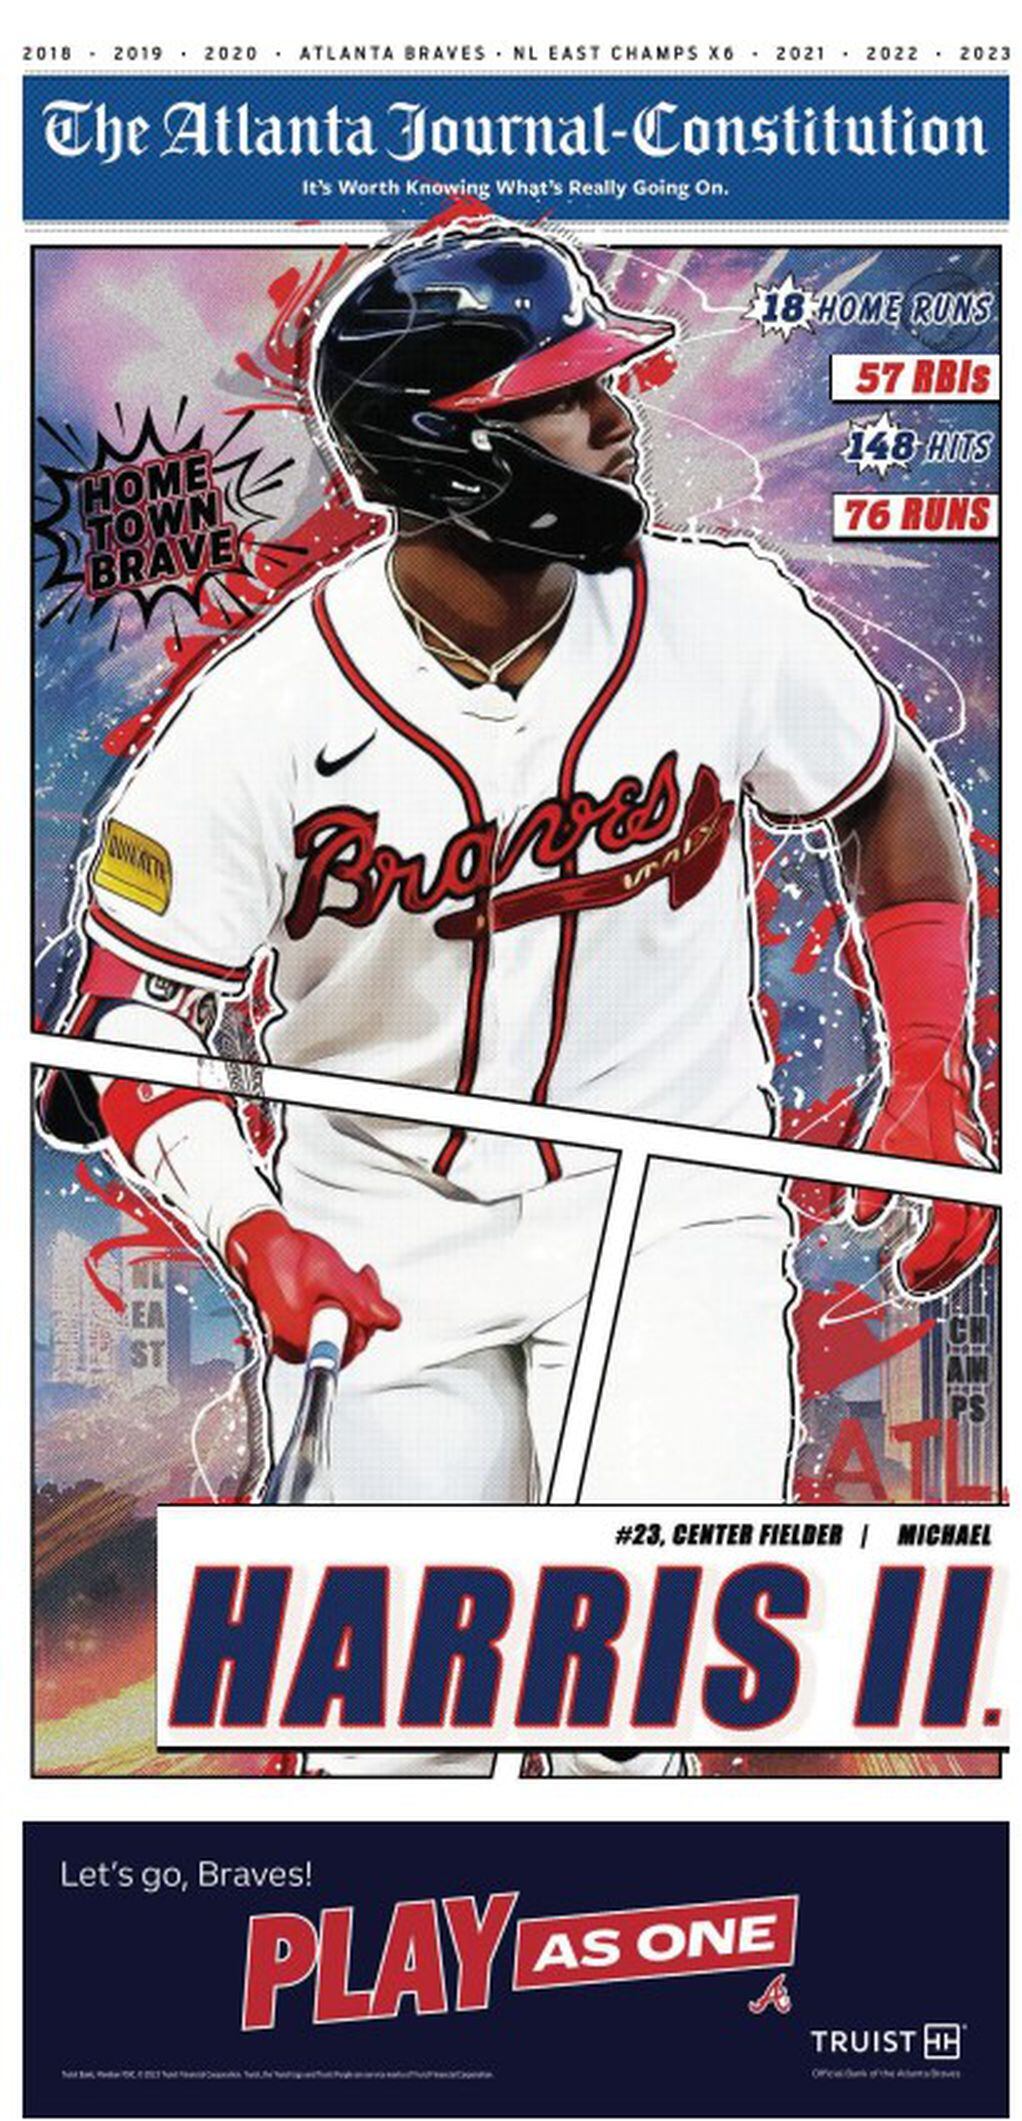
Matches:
[[432, 313, 674, 413]]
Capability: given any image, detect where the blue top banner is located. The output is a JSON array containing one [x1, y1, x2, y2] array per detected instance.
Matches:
[[23, 73, 1008, 222]]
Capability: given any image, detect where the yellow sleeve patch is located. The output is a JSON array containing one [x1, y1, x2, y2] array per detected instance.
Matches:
[[93, 820, 173, 916]]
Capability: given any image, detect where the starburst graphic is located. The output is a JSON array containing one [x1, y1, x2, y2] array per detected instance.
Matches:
[[34, 403, 293, 636], [744, 273, 819, 340], [842, 410, 917, 479]]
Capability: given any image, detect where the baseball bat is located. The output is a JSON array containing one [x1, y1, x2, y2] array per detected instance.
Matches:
[[261, 1305, 347, 1505]]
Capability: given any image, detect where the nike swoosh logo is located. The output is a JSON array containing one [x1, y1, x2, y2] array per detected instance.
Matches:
[[315, 734, 376, 777]]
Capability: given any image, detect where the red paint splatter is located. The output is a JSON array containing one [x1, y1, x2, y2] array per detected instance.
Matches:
[[76, 1160, 203, 1315], [757, 989, 789, 1066], [241, 1104, 277, 1159], [838, 917, 870, 997], [974, 991, 998, 1047], [750, 824, 789, 947], [620, 347, 678, 393], [979, 1058, 1000, 1144], [785, 1175, 843, 1229], [234, 250, 348, 407], [416, 194, 494, 234], [792, 902, 842, 975], [780, 1083, 862, 1148], [795, 1282, 934, 1401], [970, 991, 1000, 1150]]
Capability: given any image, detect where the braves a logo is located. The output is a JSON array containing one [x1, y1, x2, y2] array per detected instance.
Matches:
[[748, 1973, 792, 2016], [286, 752, 733, 940]]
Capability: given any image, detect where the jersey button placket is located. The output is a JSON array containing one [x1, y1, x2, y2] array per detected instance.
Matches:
[[480, 715, 526, 1092]]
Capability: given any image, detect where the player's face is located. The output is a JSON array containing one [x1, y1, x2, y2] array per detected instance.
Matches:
[[501, 376, 639, 489]]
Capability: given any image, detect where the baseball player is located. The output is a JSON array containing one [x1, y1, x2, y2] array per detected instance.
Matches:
[[41, 224, 993, 1776]]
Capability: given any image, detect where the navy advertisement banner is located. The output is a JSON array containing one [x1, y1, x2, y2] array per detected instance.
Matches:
[[23, 73, 1009, 222], [25, 1821, 1007, 2118]]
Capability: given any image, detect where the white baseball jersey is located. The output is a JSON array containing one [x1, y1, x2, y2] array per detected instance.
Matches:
[[84, 531, 894, 1199]]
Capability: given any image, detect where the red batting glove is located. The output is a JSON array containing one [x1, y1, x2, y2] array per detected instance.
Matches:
[[845, 902, 994, 1295], [225, 1209, 401, 1365]]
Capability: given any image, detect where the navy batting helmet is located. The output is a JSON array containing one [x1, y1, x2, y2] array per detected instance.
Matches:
[[312, 226, 672, 571]]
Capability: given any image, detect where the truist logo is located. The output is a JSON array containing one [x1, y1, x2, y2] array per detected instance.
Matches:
[[286, 753, 733, 940], [813, 2029, 920, 2055], [811, 2024, 965, 2061]]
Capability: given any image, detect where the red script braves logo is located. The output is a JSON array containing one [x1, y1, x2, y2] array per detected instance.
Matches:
[[286, 754, 733, 940]]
